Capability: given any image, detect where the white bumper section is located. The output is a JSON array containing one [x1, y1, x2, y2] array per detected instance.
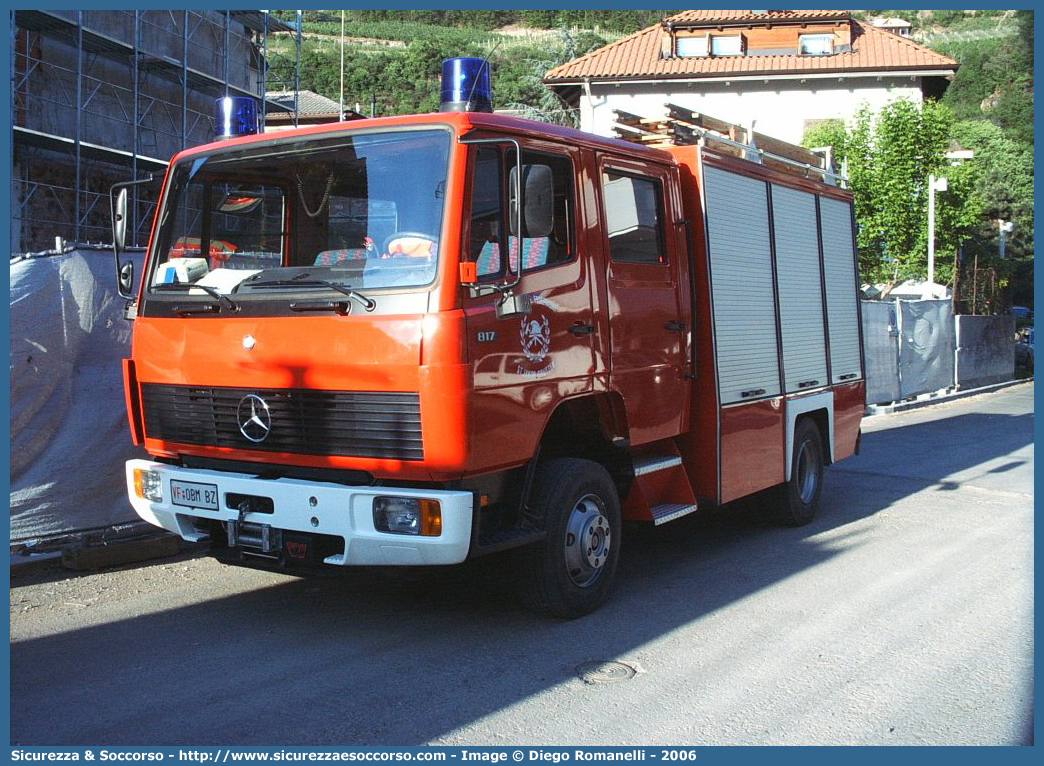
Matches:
[[125, 459, 473, 566]]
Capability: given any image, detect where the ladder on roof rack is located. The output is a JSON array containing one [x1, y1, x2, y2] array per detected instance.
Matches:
[[611, 102, 848, 188]]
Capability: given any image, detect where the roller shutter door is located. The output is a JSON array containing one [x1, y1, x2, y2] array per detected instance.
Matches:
[[819, 196, 862, 383], [703, 166, 780, 404], [771, 184, 828, 393]]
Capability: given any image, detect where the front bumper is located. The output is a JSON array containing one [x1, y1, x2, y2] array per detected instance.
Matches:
[[125, 459, 473, 566]]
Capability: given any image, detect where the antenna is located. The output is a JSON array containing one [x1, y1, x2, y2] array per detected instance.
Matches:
[[465, 39, 502, 111], [339, 10, 345, 120]]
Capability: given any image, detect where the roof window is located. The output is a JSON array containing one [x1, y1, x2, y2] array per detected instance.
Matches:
[[711, 35, 744, 56], [799, 34, 834, 55], [676, 36, 708, 58]]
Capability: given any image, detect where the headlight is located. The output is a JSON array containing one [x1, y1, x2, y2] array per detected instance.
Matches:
[[373, 496, 442, 536], [133, 468, 163, 502]]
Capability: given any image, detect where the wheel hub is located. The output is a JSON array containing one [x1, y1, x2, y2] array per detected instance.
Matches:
[[564, 494, 611, 587], [797, 440, 819, 504]]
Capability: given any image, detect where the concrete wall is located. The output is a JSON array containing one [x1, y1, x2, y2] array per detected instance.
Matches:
[[38, 11, 259, 96], [955, 314, 1016, 389], [26, 15, 259, 160], [14, 10, 265, 251], [584, 76, 924, 144]]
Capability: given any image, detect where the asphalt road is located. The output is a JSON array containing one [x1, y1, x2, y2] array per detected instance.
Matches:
[[10, 383, 1034, 746]]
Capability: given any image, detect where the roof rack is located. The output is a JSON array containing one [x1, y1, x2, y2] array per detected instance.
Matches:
[[612, 102, 847, 187]]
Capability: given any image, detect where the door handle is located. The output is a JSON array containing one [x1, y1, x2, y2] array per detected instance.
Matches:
[[665, 320, 686, 332], [569, 322, 595, 336]]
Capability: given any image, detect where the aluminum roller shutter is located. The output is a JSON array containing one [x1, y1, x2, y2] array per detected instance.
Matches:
[[819, 196, 862, 383], [703, 166, 780, 404], [771, 184, 828, 393]]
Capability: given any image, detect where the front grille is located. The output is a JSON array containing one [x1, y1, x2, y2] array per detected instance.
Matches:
[[141, 384, 423, 460]]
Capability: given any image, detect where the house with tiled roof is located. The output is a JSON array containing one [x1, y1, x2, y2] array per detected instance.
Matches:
[[544, 10, 957, 145], [870, 17, 913, 38], [264, 90, 365, 131]]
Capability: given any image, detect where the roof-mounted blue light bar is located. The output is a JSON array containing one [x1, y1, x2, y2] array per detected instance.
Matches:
[[214, 96, 259, 139], [440, 57, 493, 113]]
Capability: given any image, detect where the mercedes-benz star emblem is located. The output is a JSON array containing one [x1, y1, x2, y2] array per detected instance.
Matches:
[[237, 394, 272, 443]]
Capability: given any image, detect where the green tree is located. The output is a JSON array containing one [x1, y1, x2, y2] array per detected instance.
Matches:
[[951, 119, 1034, 258], [839, 99, 983, 284], [802, 119, 849, 168], [496, 29, 605, 126], [950, 118, 1035, 306]]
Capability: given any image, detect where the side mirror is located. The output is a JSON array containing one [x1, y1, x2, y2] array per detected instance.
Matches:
[[110, 174, 152, 301], [113, 187, 128, 252], [509, 164, 553, 238], [119, 261, 135, 295]]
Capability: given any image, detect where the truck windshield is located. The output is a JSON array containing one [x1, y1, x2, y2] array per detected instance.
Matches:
[[148, 128, 450, 296]]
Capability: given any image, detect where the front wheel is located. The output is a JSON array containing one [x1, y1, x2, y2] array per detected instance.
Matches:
[[518, 458, 622, 618], [773, 419, 825, 526]]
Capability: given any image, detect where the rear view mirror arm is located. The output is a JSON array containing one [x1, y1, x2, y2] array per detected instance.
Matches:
[[110, 175, 154, 299]]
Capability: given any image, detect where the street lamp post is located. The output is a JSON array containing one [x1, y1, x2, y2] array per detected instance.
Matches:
[[999, 219, 1015, 259], [927, 174, 948, 286], [927, 150, 974, 291]]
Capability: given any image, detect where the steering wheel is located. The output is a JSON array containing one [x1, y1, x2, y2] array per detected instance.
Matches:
[[382, 232, 437, 258]]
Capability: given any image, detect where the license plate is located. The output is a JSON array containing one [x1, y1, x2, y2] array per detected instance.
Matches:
[[170, 480, 219, 510]]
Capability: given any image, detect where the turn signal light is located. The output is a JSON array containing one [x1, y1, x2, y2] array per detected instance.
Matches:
[[459, 261, 478, 285]]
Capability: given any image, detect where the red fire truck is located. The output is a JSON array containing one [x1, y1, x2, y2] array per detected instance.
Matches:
[[115, 71, 863, 618]]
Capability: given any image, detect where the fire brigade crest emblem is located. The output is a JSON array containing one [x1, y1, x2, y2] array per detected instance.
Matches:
[[520, 315, 551, 364]]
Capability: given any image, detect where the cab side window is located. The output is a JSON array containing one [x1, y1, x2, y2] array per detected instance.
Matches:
[[603, 171, 667, 265], [467, 147, 575, 280], [507, 150, 575, 274], [469, 148, 505, 279]]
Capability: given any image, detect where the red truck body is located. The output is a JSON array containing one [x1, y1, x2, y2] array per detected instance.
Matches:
[[122, 111, 864, 616]]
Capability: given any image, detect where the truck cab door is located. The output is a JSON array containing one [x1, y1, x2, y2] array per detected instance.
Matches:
[[462, 142, 596, 473], [596, 156, 691, 445]]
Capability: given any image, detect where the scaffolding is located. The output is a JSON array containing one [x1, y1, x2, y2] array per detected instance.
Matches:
[[11, 10, 302, 253]]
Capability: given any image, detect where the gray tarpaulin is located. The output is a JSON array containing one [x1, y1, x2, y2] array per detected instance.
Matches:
[[10, 249, 144, 544], [861, 300, 901, 406], [898, 299, 955, 400]]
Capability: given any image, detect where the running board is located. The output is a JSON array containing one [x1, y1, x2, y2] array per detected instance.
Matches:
[[651, 503, 698, 525], [633, 454, 683, 476], [623, 443, 699, 523]]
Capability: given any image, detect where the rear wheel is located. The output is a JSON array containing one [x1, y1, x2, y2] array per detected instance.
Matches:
[[518, 458, 621, 618], [774, 419, 825, 526]]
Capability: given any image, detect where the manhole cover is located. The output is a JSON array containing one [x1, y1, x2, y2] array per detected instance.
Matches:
[[576, 660, 637, 684]]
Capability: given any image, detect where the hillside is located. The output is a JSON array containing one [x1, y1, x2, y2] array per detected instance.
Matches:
[[268, 11, 676, 123], [859, 10, 1033, 144]]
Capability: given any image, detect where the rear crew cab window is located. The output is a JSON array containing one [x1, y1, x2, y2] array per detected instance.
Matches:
[[468, 147, 575, 280], [603, 171, 667, 264]]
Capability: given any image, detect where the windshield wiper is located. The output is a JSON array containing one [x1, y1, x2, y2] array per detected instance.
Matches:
[[153, 282, 237, 311], [245, 277, 376, 312]]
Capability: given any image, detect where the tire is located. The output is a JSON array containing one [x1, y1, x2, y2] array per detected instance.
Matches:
[[517, 458, 622, 619], [773, 419, 825, 527]]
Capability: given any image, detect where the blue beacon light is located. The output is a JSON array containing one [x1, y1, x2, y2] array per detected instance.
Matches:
[[214, 96, 259, 139], [440, 57, 493, 113]]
